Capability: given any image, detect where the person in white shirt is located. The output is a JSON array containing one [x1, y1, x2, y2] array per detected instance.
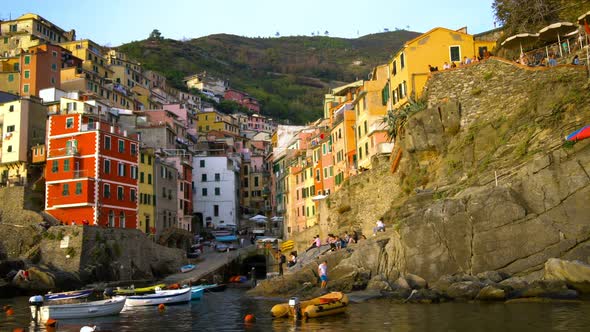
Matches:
[[318, 260, 328, 288], [373, 220, 385, 235]]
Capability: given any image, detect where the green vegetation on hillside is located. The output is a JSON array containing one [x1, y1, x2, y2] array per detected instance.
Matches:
[[118, 31, 420, 124]]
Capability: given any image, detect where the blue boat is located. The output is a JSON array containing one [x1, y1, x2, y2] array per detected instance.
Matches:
[[190, 286, 205, 300], [45, 289, 94, 301], [180, 264, 196, 273]]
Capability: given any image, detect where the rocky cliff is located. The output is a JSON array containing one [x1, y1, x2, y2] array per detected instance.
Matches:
[[279, 58, 590, 292]]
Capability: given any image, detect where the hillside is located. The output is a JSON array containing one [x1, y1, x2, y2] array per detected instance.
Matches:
[[250, 58, 590, 297], [118, 30, 420, 124]]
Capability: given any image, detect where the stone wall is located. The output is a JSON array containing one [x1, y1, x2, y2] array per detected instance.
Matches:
[[0, 186, 43, 225]]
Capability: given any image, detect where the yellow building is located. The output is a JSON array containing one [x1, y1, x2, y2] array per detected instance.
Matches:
[[0, 13, 75, 57], [196, 110, 239, 135], [355, 64, 391, 170], [0, 96, 46, 186], [0, 57, 21, 94], [60, 40, 113, 80], [138, 147, 156, 236], [106, 50, 150, 90], [388, 27, 497, 110]]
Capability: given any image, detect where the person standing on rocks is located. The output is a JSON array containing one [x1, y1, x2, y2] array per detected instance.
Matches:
[[276, 250, 286, 276], [318, 260, 328, 289]]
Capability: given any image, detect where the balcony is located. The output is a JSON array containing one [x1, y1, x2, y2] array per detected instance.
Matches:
[[48, 147, 80, 158]]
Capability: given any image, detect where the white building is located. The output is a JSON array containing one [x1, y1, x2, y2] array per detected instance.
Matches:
[[193, 155, 240, 229]]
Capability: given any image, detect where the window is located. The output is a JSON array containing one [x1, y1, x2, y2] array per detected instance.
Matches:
[[450, 46, 461, 62], [51, 63, 57, 71], [215, 173, 220, 181], [75, 182, 82, 195], [400, 52, 405, 69], [131, 166, 138, 179], [6, 125, 15, 133], [104, 136, 111, 150], [392, 60, 397, 76], [24, 70, 30, 79], [148, 174, 152, 184], [62, 183, 69, 196], [117, 186, 124, 200], [65, 117, 74, 129], [118, 140, 124, 153], [8, 74, 14, 82], [118, 163, 126, 176], [130, 188, 136, 201], [140, 172, 145, 183], [23, 84, 30, 93], [24, 55, 30, 65], [148, 156, 152, 165], [214, 205, 219, 217], [365, 142, 369, 157], [214, 187, 220, 196], [329, 166, 334, 177], [364, 121, 368, 135], [104, 160, 111, 174], [323, 168, 328, 178], [201, 174, 207, 182], [162, 187, 166, 197], [119, 212, 125, 228], [199, 160, 205, 168], [322, 144, 326, 155], [52, 160, 58, 173], [244, 166, 248, 175], [244, 178, 249, 188], [64, 159, 70, 171], [141, 153, 145, 163], [254, 177, 259, 187], [202, 188, 208, 196], [131, 143, 137, 155]]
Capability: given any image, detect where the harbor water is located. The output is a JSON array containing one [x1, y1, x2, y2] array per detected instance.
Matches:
[[2, 288, 590, 331]]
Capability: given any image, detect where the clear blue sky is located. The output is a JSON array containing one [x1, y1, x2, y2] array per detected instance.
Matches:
[[5, 1, 497, 46]]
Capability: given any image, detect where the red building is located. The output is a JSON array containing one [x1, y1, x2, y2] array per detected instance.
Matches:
[[45, 113, 139, 227], [224, 88, 260, 113]]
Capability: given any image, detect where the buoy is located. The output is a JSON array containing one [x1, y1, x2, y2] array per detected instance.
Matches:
[[244, 313, 255, 323], [158, 303, 166, 311], [45, 318, 58, 327], [5, 308, 14, 316]]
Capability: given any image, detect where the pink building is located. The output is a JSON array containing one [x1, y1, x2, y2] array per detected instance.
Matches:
[[224, 88, 260, 113]]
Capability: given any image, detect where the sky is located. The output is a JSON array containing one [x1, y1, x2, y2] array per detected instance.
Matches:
[[4, 1, 497, 46]]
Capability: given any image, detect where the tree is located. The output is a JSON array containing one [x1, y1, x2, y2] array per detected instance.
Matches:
[[275, 32, 280, 37], [324, 30, 329, 36], [148, 29, 163, 41]]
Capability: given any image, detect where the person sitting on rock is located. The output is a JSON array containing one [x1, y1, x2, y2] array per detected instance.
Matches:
[[373, 220, 386, 235]]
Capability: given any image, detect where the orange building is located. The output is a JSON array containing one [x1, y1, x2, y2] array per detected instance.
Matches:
[[45, 114, 139, 227], [19, 44, 77, 97]]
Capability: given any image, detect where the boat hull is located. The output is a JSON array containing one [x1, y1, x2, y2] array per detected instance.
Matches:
[[125, 288, 191, 307], [190, 287, 204, 300], [180, 265, 196, 273], [271, 292, 348, 318], [30, 296, 126, 322], [114, 283, 166, 295], [45, 289, 94, 301]]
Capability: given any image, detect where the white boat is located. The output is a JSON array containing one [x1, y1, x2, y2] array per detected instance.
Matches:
[[124, 288, 191, 307], [29, 296, 126, 322], [180, 264, 196, 273]]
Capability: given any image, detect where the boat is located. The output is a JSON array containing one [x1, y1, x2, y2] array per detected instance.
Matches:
[[180, 264, 196, 273], [45, 289, 94, 301], [113, 283, 166, 295], [29, 295, 126, 323], [190, 286, 205, 300], [124, 288, 191, 307], [271, 292, 349, 319], [198, 283, 227, 292]]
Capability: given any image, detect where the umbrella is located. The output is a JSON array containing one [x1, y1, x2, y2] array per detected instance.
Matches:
[[566, 125, 590, 142], [501, 33, 539, 54], [270, 216, 283, 222], [249, 214, 267, 222], [538, 22, 577, 57]]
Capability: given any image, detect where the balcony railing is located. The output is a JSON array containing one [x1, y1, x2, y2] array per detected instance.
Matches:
[[48, 147, 79, 158]]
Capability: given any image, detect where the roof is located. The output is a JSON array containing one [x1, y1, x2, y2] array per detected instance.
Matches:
[[404, 27, 473, 48]]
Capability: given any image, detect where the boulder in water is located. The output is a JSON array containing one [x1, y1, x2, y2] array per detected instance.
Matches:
[[544, 258, 590, 293], [446, 281, 483, 300], [405, 273, 428, 289], [476, 285, 506, 301]]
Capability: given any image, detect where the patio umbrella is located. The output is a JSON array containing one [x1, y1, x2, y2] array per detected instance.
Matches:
[[538, 22, 577, 57], [501, 33, 539, 54], [577, 12, 590, 75], [249, 214, 268, 222]]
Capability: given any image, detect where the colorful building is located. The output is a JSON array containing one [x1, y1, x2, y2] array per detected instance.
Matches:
[[138, 147, 156, 235], [0, 13, 76, 57], [154, 157, 178, 238], [0, 95, 46, 186], [196, 110, 239, 136], [355, 64, 392, 170], [330, 101, 357, 191], [387, 27, 497, 110], [45, 114, 139, 227], [224, 88, 260, 113]]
